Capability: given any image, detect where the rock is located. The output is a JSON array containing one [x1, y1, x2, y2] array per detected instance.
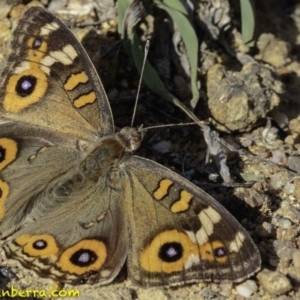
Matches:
[[137, 289, 169, 300], [256, 33, 290, 68], [257, 270, 292, 296], [257, 222, 274, 238], [207, 63, 281, 132], [212, 283, 233, 297], [236, 280, 258, 297], [234, 187, 265, 208], [293, 250, 300, 268]]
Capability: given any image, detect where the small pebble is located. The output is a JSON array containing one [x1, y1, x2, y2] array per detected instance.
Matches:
[[152, 141, 171, 154], [293, 250, 300, 268], [281, 218, 292, 229], [0, 266, 15, 279], [271, 149, 286, 164], [218, 283, 232, 297], [287, 155, 300, 173], [257, 222, 274, 238], [274, 240, 294, 259], [138, 289, 168, 300], [210, 283, 233, 297], [257, 269, 292, 296], [269, 172, 289, 189], [284, 182, 295, 195], [272, 111, 289, 128], [236, 280, 258, 297], [285, 135, 294, 145]]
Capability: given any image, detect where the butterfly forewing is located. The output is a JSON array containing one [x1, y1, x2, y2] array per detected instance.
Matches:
[[0, 7, 113, 140]]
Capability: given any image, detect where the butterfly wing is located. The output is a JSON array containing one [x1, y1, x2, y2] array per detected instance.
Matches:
[[3, 169, 127, 285], [0, 7, 120, 280], [0, 7, 113, 140], [0, 121, 101, 238], [0, 7, 126, 285], [124, 156, 261, 286]]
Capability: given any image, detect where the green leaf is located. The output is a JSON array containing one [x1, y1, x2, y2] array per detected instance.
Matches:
[[159, 0, 188, 15], [154, 0, 199, 109], [240, 0, 256, 46], [118, 0, 200, 117], [117, 0, 132, 34]]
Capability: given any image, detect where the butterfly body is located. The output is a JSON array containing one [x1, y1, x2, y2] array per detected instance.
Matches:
[[0, 7, 260, 287]]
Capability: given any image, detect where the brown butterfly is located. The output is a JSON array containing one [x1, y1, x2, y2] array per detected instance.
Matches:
[[0, 7, 260, 286]]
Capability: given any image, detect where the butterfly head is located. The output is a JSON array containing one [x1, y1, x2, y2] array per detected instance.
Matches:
[[115, 126, 144, 153]]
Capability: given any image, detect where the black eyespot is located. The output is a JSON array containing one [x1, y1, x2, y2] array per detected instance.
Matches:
[[0, 146, 6, 163], [158, 242, 183, 262], [70, 249, 97, 267], [16, 75, 37, 97], [214, 246, 227, 258], [33, 239, 47, 250], [33, 38, 42, 49]]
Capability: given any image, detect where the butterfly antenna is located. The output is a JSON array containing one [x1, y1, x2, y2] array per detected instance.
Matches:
[[131, 40, 150, 127], [140, 122, 197, 133]]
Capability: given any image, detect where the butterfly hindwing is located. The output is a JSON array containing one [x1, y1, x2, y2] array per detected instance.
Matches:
[[124, 156, 261, 286], [0, 121, 87, 238], [3, 171, 127, 285]]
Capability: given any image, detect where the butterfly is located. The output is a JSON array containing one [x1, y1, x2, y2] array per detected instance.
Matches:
[[0, 7, 260, 286]]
